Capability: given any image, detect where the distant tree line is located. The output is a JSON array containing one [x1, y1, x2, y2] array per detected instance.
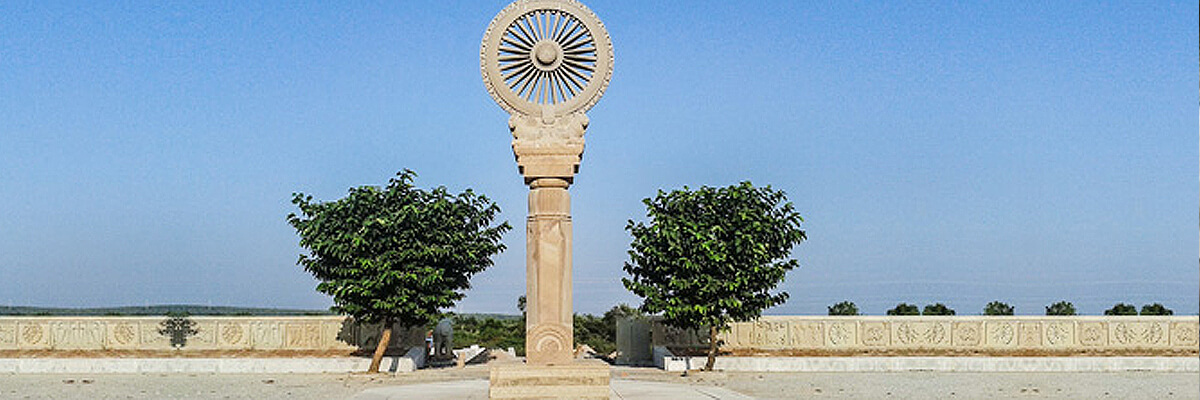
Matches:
[[0, 305, 333, 317], [825, 300, 1176, 316]]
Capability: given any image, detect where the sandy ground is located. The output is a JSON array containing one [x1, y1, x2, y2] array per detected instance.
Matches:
[[0, 365, 1196, 399]]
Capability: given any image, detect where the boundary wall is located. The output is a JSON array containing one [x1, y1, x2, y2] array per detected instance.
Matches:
[[0, 316, 424, 352], [651, 316, 1200, 354]]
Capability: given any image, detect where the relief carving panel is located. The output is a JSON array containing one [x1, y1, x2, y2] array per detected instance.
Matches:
[[860, 322, 889, 347], [107, 322, 139, 349], [952, 322, 982, 347], [1018, 322, 1042, 347], [18, 322, 51, 349], [251, 321, 284, 350], [1044, 322, 1073, 347], [826, 322, 857, 347], [1110, 321, 1166, 347], [893, 321, 949, 347], [285, 323, 323, 349], [986, 322, 1016, 347], [50, 321, 104, 349], [787, 321, 823, 348], [0, 322, 16, 348], [1170, 322, 1199, 348], [1078, 322, 1107, 347]]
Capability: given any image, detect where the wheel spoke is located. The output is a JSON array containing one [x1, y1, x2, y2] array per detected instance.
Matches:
[[553, 70, 573, 99], [563, 47, 595, 55], [506, 29, 534, 48], [558, 68, 585, 93], [500, 45, 528, 55], [502, 62, 531, 79], [562, 38, 593, 52], [564, 54, 597, 63], [501, 59, 530, 72], [538, 11, 548, 40], [508, 65, 535, 90], [555, 18, 577, 43], [560, 29, 589, 50], [501, 37, 530, 52], [519, 15, 538, 42], [517, 69, 538, 98], [563, 59, 595, 73], [538, 72, 549, 103], [562, 62, 592, 85], [514, 17, 538, 45], [551, 12, 568, 43]]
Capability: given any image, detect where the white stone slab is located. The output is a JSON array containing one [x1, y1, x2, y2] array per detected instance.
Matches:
[[654, 355, 1200, 373], [0, 356, 422, 374]]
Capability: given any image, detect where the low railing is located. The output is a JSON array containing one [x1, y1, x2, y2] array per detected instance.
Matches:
[[648, 316, 1200, 355], [0, 316, 424, 352]]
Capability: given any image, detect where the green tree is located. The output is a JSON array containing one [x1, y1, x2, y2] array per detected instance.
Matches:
[[623, 182, 806, 371], [983, 301, 1014, 316], [1045, 301, 1076, 316], [1104, 303, 1138, 316], [827, 301, 859, 316], [1140, 303, 1173, 316], [451, 315, 525, 355], [887, 303, 920, 316], [158, 312, 198, 349], [288, 170, 510, 372], [922, 303, 956, 316]]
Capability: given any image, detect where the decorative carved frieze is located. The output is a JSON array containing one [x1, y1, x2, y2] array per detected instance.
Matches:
[[647, 316, 1199, 355], [0, 317, 422, 352]]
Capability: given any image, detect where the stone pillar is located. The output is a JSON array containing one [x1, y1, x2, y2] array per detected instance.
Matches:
[[525, 177, 574, 365], [510, 112, 586, 366], [480, 0, 614, 395]]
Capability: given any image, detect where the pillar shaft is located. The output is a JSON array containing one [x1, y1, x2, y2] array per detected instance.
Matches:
[[525, 177, 574, 365]]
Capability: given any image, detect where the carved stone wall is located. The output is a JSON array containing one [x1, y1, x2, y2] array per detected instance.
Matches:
[[0, 316, 425, 352], [652, 316, 1200, 354]]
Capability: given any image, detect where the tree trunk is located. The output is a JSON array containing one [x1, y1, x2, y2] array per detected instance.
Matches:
[[368, 322, 394, 373], [704, 325, 718, 371]]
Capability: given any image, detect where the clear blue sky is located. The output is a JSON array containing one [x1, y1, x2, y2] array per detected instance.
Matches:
[[1, 1, 1196, 316]]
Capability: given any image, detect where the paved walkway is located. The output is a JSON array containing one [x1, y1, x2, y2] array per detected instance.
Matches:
[[352, 379, 753, 400]]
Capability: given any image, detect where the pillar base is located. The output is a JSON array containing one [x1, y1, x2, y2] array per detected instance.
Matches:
[[488, 359, 610, 399]]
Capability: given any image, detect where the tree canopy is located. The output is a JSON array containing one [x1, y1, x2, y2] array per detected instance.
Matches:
[[887, 303, 920, 316], [828, 301, 859, 316], [622, 182, 805, 370], [1045, 301, 1076, 316], [288, 170, 510, 327], [983, 301, 1014, 316]]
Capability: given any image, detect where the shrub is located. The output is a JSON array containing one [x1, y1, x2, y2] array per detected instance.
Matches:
[[158, 312, 198, 349], [983, 301, 1014, 316], [1045, 301, 1076, 316], [827, 301, 859, 316], [1104, 303, 1138, 316], [887, 303, 920, 316], [922, 303, 955, 316], [1140, 303, 1173, 316]]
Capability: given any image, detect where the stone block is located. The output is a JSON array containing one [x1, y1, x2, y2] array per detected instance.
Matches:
[[489, 359, 610, 399], [615, 317, 651, 365]]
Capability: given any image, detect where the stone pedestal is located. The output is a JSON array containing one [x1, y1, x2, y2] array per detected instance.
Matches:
[[489, 359, 610, 400]]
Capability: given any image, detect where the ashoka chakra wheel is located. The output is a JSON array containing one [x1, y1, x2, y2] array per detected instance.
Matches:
[[481, 0, 613, 117]]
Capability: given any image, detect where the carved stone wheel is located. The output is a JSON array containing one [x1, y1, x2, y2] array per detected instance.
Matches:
[[482, 0, 613, 117]]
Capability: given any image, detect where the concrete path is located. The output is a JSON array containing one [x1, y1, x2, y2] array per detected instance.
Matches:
[[352, 379, 754, 400]]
